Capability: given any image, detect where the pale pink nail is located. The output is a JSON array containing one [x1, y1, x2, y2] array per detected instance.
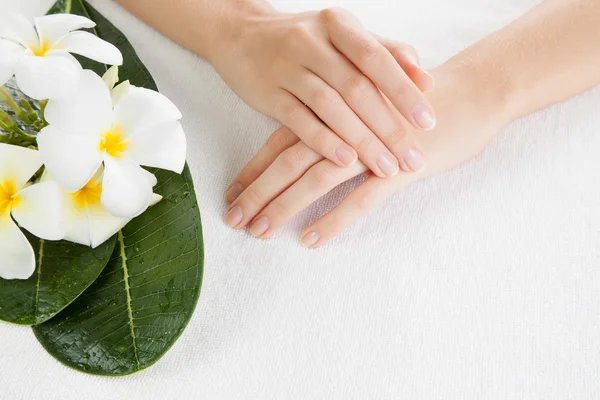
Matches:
[[412, 104, 436, 130], [376, 153, 399, 177], [335, 146, 357, 167], [225, 183, 243, 203], [403, 148, 426, 172], [250, 216, 270, 237], [225, 205, 243, 228], [301, 231, 320, 247]]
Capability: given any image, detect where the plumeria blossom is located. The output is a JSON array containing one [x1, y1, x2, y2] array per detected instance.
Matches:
[[42, 166, 162, 248], [38, 69, 186, 218], [0, 144, 64, 280], [0, 13, 122, 100]]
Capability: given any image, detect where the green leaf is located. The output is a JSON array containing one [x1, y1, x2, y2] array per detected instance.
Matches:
[[34, 167, 204, 376], [33, 0, 205, 376], [0, 235, 115, 325]]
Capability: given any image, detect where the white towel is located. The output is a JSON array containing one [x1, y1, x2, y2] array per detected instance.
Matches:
[[1, 0, 599, 399]]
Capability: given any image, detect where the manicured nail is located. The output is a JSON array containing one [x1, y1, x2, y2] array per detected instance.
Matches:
[[249, 216, 269, 237], [335, 146, 357, 167], [412, 104, 436, 130], [376, 153, 399, 177], [225, 183, 243, 203], [301, 231, 320, 247], [225, 205, 243, 227], [403, 148, 426, 172]]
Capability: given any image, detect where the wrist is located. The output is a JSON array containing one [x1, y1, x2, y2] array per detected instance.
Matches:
[[432, 54, 517, 129], [204, 2, 279, 64]]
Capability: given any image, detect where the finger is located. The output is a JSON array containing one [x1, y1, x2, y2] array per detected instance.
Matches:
[[275, 91, 359, 168], [286, 69, 402, 178], [247, 158, 366, 238], [225, 142, 323, 229], [376, 36, 435, 92], [299, 30, 427, 173], [226, 126, 300, 204], [322, 7, 437, 131], [300, 175, 403, 248]]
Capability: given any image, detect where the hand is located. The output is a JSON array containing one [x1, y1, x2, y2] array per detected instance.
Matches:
[[223, 65, 509, 247], [209, 7, 435, 179]]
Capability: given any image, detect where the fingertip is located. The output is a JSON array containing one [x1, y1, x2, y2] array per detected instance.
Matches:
[[375, 153, 400, 178], [411, 104, 437, 131], [335, 145, 358, 167], [301, 231, 321, 248]]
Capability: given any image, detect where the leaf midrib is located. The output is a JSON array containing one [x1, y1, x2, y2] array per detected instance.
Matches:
[[118, 230, 141, 369], [33, 239, 45, 322]]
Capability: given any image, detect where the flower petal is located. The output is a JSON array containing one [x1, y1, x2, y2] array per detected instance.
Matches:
[[111, 80, 130, 106], [0, 213, 35, 280], [44, 69, 113, 134], [128, 120, 187, 174], [15, 51, 81, 100], [0, 143, 42, 189], [0, 39, 24, 85], [34, 14, 95, 46], [37, 125, 103, 192], [55, 31, 123, 66], [114, 86, 182, 136], [101, 157, 154, 218], [88, 204, 129, 248], [0, 13, 38, 49], [62, 205, 91, 247], [11, 181, 65, 240], [102, 65, 119, 90]]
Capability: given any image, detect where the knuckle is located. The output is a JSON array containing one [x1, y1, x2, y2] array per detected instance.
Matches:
[[320, 7, 346, 24], [284, 24, 311, 46], [310, 88, 336, 109], [357, 40, 382, 65], [267, 129, 292, 152], [389, 84, 411, 105], [281, 103, 305, 125], [268, 198, 291, 221], [243, 185, 263, 206], [383, 127, 407, 147], [356, 134, 377, 154], [343, 75, 372, 103], [279, 146, 307, 170], [308, 165, 335, 189], [309, 129, 331, 153]]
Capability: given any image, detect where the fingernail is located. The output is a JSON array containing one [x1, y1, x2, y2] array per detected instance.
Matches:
[[225, 205, 243, 227], [250, 216, 270, 237], [403, 148, 426, 172], [225, 183, 243, 203], [301, 231, 320, 247], [335, 146, 357, 167], [376, 153, 399, 177], [412, 104, 436, 131]]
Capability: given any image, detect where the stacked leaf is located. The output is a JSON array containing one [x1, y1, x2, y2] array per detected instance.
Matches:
[[0, 0, 204, 376]]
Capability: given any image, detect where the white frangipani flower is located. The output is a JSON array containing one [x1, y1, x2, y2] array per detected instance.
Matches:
[[0, 144, 65, 280], [42, 166, 162, 248], [38, 69, 186, 218], [0, 13, 123, 100]]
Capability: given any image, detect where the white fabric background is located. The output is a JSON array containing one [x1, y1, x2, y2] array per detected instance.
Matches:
[[1, 0, 599, 399]]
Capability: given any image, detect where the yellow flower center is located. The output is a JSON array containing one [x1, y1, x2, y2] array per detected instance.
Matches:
[[31, 39, 51, 57], [99, 125, 129, 158], [0, 180, 20, 216], [71, 179, 102, 210]]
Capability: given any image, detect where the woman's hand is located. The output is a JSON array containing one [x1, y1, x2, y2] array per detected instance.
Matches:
[[223, 64, 509, 246], [209, 7, 435, 179]]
